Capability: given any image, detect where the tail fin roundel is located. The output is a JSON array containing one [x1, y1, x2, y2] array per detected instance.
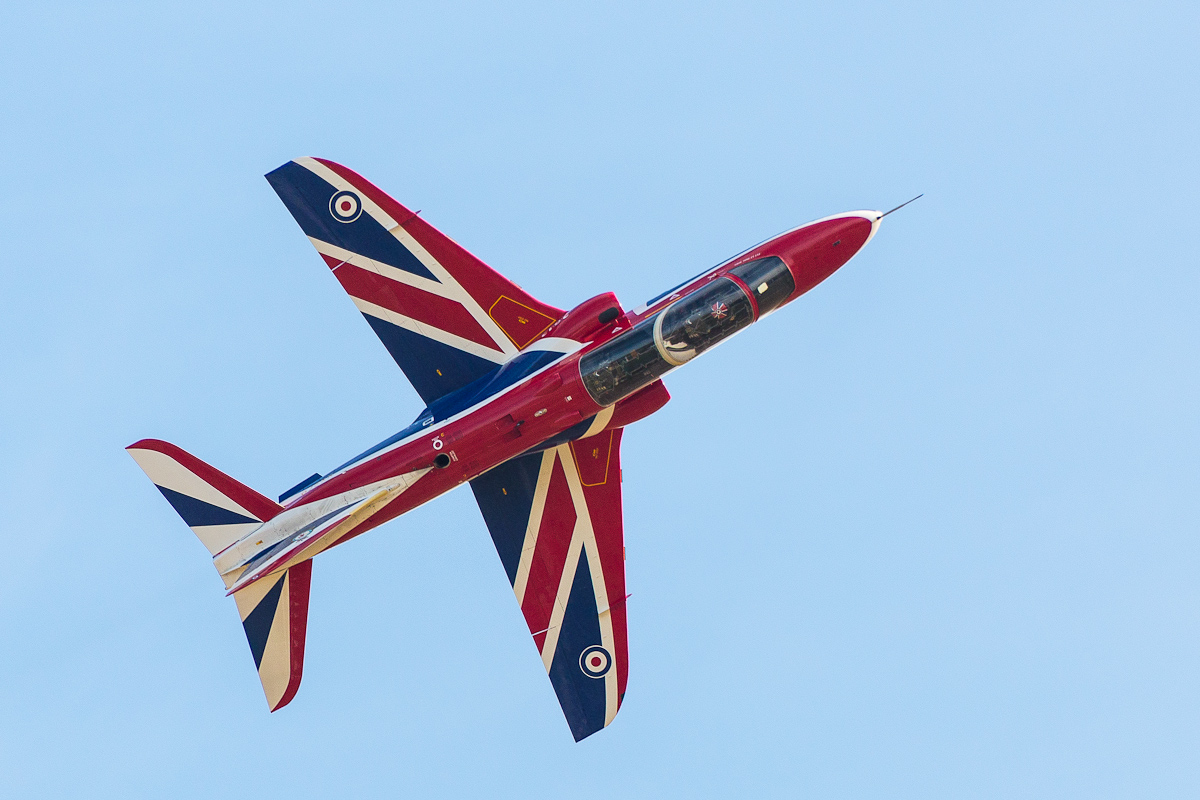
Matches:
[[266, 158, 564, 404]]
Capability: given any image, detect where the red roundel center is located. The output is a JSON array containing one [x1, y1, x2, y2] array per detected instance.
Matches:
[[340, 200, 352, 211], [590, 656, 602, 667]]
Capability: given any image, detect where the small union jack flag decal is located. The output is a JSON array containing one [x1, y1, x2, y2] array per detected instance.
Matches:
[[710, 301, 728, 319]]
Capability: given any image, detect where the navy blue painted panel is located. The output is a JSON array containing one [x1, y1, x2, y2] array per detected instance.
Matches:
[[363, 314, 498, 405], [549, 551, 608, 741], [156, 485, 258, 527], [530, 415, 596, 452], [426, 349, 563, 422], [469, 452, 544, 585], [241, 575, 286, 669], [327, 349, 563, 477], [279, 473, 322, 503], [265, 161, 436, 281], [324, 413, 432, 477]]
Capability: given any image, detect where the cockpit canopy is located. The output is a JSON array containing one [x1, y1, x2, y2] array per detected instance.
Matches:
[[654, 277, 754, 365], [581, 272, 782, 406]]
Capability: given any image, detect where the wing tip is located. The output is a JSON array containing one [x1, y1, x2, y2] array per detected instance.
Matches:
[[126, 437, 168, 452], [570, 716, 613, 742], [268, 675, 303, 712]]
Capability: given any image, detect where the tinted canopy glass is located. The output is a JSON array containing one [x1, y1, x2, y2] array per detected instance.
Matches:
[[728, 256, 795, 316], [580, 318, 672, 407], [654, 278, 754, 366]]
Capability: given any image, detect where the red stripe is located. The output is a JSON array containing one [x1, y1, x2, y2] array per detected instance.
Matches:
[[333, 263, 497, 349], [576, 429, 629, 701], [724, 273, 760, 319], [521, 456, 576, 638], [271, 559, 312, 712], [126, 439, 282, 522]]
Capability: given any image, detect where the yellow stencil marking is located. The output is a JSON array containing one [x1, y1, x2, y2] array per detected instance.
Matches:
[[569, 430, 614, 487], [487, 296, 557, 348]]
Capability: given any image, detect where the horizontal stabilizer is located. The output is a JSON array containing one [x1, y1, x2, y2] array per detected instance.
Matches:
[[128, 438, 312, 712], [232, 561, 312, 711], [127, 439, 282, 556]]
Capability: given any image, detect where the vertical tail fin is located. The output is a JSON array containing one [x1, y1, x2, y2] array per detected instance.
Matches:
[[128, 439, 311, 711]]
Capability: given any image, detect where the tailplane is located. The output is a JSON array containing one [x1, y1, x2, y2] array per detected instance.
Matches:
[[127, 439, 311, 711], [231, 560, 312, 711], [127, 439, 282, 555]]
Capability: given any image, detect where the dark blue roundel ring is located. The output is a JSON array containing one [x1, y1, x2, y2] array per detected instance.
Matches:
[[329, 190, 363, 223], [579, 645, 612, 679]]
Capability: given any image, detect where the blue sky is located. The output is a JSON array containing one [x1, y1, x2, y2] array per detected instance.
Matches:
[[3, 2, 1199, 797]]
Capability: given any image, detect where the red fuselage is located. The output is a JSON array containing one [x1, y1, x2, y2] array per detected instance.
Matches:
[[286, 211, 880, 545]]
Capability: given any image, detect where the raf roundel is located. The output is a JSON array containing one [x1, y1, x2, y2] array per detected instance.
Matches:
[[579, 645, 612, 679], [329, 190, 363, 223]]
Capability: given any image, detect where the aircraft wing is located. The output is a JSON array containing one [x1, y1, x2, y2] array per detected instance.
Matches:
[[470, 430, 628, 741], [266, 158, 564, 404]]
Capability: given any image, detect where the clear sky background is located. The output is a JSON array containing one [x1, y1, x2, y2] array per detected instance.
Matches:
[[2, 2, 1198, 797]]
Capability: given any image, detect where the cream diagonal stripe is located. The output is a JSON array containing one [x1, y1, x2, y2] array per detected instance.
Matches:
[[386, 225, 520, 357], [557, 445, 620, 723], [350, 298, 508, 364], [581, 406, 615, 439], [513, 450, 558, 606], [127, 448, 258, 519], [232, 570, 285, 619], [309, 239, 454, 300], [539, 513, 586, 673]]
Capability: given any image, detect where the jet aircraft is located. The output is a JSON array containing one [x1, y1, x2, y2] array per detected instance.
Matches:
[[129, 158, 886, 741]]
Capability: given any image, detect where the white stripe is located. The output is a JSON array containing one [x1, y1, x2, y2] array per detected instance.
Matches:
[[539, 515, 585, 673], [557, 445, 620, 724], [128, 448, 258, 519], [522, 337, 582, 355], [629, 210, 882, 316], [296, 157, 400, 230], [512, 450, 557, 605], [351, 297, 508, 364], [305, 348, 572, 487], [386, 225, 520, 356], [232, 570, 285, 620], [214, 469, 430, 577], [310, 238, 459, 301], [258, 570, 293, 710], [580, 405, 615, 439]]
